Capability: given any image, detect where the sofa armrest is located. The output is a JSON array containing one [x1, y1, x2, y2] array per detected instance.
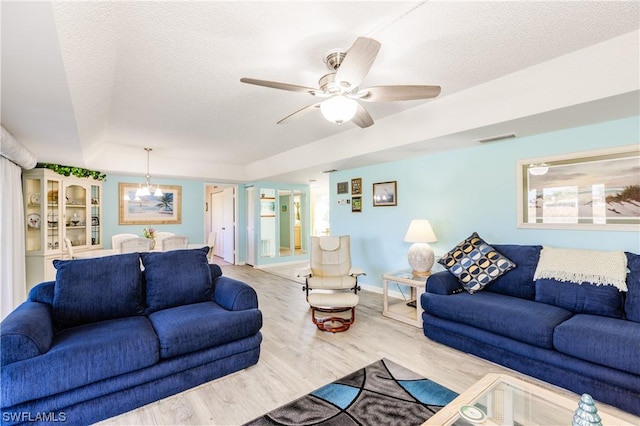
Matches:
[[1, 302, 54, 366], [213, 276, 259, 311], [427, 271, 463, 295]]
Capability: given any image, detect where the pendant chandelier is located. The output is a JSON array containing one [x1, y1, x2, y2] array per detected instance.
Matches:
[[136, 147, 163, 197]]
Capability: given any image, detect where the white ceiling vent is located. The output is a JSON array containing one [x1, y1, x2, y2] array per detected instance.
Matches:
[[475, 133, 517, 143]]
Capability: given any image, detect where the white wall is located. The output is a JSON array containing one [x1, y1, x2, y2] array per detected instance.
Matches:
[[330, 116, 640, 289]]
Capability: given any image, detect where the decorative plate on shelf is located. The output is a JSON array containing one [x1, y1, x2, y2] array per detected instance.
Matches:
[[27, 213, 41, 228], [29, 193, 41, 205]]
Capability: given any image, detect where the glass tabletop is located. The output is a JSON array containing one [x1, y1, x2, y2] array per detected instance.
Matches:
[[452, 379, 575, 426]]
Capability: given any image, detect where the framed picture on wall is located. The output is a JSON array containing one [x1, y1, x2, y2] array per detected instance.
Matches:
[[118, 183, 182, 225], [351, 178, 362, 195], [337, 181, 348, 194], [352, 196, 362, 212], [373, 181, 397, 206], [517, 145, 640, 231], [260, 198, 275, 217]]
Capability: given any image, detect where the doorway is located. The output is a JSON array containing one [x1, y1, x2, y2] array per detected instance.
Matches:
[[206, 185, 236, 264]]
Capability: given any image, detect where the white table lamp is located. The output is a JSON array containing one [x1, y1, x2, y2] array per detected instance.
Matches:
[[404, 219, 437, 277]]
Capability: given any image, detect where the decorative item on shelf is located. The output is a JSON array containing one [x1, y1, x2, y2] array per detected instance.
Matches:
[[404, 219, 438, 277], [458, 405, 486, 424], [47, 190, 58, 203], [91, 216, 99, 226], [27, 213, 41, 229], [142, 227, 156, 249], [572, 394, 603, 426], [47, 211, 58, 227], [29, 193, 41, 205], [124, 148, 163, 200], [71, 213, 80, 226]]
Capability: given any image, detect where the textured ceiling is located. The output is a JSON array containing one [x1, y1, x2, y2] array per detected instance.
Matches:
[[1, 1, 639, 184]]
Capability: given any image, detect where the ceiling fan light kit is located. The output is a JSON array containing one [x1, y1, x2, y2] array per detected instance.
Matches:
[[241, 36, 441, 128], [320, 95, 358, 124]]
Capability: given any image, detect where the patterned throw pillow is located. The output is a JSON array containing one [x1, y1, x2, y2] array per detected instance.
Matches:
[[438, 232, 516, 293]]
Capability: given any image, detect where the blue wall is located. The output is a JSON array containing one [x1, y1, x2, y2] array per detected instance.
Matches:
[[103, 174, 208, 248], [330, 117, 640, 289]]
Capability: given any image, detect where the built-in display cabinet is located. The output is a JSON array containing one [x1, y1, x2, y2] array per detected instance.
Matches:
[[22, 168, 102, 289]]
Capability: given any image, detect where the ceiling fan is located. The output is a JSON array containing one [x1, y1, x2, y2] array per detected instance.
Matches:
[[240, 37, 441, 128]]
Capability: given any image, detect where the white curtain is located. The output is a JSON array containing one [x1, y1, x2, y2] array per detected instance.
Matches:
[[1, 126, 37, 320]]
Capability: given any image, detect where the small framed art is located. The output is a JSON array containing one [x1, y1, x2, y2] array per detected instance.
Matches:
[[352, 196, 362, 212], [351, 178, 362, 195], [337, 182, 348, 194]]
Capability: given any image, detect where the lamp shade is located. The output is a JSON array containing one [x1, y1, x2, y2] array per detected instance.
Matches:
[[404, 220, 437, 243], [320, 95, 358, 124]]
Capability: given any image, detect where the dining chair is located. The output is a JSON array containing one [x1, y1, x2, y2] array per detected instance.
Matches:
[[111, 233, 138, 252], [161, 235, 188, 251], [119, 237, 152, 253], [207, 231, 217, 261], [64, 238, 75, 259]]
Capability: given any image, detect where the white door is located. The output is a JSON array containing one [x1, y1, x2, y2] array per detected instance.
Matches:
[[211, 192, 224, 257], [246, 187, 255, 266], [222, 187, 235, 264]]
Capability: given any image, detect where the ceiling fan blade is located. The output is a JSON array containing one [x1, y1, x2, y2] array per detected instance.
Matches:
[[335, 37, 381, 90], [359, 85, 442, 102], [240, 77, 318, 94], [351, 103, 374, 128], [277, 103, 320, 124]]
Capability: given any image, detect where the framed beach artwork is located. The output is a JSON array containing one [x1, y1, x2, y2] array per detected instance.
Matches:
[[373, 181, 397, 207], [517, 145, 640, 231], [119, 183, 182, 225]]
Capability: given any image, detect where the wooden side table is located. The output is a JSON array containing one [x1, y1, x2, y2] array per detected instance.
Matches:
[[382, 269, 430, 328]]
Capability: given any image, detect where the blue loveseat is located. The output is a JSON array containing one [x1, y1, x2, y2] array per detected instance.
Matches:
[[422, 243, 640, 416], [1, 247, 263, 425]]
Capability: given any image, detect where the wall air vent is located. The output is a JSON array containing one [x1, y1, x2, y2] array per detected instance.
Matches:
[[475, 133, 517, 143], [322, 169, 338, 173]]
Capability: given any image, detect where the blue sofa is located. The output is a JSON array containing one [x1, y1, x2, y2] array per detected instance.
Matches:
[[1, 247, 263, 425], [422, 244, 640, 416]]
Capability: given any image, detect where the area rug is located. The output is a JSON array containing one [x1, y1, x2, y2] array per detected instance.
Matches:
[[245, 358, 458, 425]]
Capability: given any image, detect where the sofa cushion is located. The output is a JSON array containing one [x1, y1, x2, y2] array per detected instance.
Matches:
[[141, 247, 213, 313], [1, 316, 159, 407], [423, 291, 573, 349], [148, 301, 263, 359], [625, 251, 640, 323], [485, 245, 541, 300], [535, 278, 625, 319], [554, 315, 640, 376], [52, 253, 144, 329], [438, 232, 516, 293]]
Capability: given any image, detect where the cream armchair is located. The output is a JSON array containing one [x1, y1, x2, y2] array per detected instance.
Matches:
[[299, 235, 365, 332]]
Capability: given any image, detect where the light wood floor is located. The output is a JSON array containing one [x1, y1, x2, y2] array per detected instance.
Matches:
[[100, 265, 639, 425]]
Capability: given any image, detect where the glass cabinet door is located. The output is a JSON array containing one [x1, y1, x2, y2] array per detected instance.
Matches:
[[90, 184, 101, 246], [24, 176, 43, 252], [64, 183, 87, 248], [46, 179, 61, 252]]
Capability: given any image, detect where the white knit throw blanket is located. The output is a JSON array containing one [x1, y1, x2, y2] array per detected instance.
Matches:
[[534, 247, 628, 292]]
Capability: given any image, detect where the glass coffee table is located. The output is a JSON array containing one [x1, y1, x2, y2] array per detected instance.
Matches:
[[424, 373, 632, 425]]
